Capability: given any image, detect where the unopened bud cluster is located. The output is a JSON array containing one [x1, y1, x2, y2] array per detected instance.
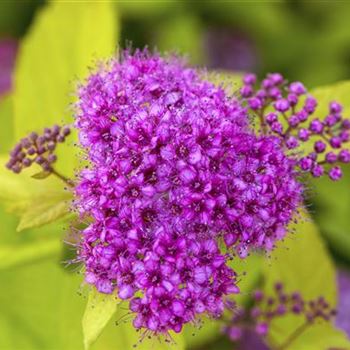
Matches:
[[6, 125, 71, 174], [241, 73, 350, 181], [223, 282, 337, 342]]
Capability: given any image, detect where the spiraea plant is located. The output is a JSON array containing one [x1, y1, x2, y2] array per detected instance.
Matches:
[[5, 49, 350, 348]]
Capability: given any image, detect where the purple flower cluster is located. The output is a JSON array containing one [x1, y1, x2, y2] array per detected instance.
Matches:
[[74, 50, 303, 334], [241, 73, 350, 181], [223, 282, 337, 343]]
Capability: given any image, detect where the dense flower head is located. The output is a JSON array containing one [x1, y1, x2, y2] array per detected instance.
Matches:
[[241, 72, 350, 181], [74, 50, 303, 334]]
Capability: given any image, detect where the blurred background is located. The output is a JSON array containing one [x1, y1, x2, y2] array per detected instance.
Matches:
[[3, 0, 350, 90], [1, 1, 350, 350]]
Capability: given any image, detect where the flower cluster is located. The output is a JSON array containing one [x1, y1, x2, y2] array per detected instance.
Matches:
[[74, 50, 303, 334], [223, 282, 337, 343], [6, 125, 71, 174], [241, 73, 350, 181]]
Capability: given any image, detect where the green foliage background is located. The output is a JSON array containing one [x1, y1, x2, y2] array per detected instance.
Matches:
[[1, 1, 350, 350]]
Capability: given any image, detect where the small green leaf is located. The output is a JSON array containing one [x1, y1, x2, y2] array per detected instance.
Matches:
[[0, 156, 54, 213], [0, 157, 36, 210], [31, 170, 52, 180], [82, 288, 119, 350], [13, 1, 118, 176], [17, 190, 72, 232], [0, 156, 72, 230], [0, 238, 61, 270]]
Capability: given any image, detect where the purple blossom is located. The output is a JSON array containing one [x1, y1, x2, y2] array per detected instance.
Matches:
[[326, 152, 338, 164], [274, 99, 290, 112], [74, 51, 305, 334], [339, 150, 350, 163], [329, 166, 342, 181], [74, 52, 350, 336]]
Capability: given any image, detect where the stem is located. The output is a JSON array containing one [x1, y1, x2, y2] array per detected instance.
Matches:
[[275, 321, 310, 350], [284, 126, 292, 138], [50, 168, 74, 188], [281, 112, 289, 124], [320, 134, 331, 145], [258, 109, 268, 135]]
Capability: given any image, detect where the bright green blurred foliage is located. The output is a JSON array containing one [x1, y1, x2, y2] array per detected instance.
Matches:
[[117, 1, 350, 87], [3, 1, 350, 87], [0, 0, 44, 37], [263, 210, 349, 349]]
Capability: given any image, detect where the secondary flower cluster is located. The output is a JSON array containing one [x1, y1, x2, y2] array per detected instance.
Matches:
[[223, 282, 337, 343], [74, 50, 303, 334], [6, 125, 71, 174], [241, 73, 350, 180]]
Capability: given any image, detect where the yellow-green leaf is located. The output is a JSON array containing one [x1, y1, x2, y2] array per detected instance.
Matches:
[[17, 190, 72, 232], [13, 1, 118, 176], [82, 288, 119, 350], [0, 156, 52, 212], [263, 211, 350, 349], [0, 156, 72, 229], [270, 321, 350, 350], [0, 238, 61, 270], [31, 170, 52, 180], [310, 81, 350, 116], [234, 252, 263, 305], [264, 211, 336, 303]]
